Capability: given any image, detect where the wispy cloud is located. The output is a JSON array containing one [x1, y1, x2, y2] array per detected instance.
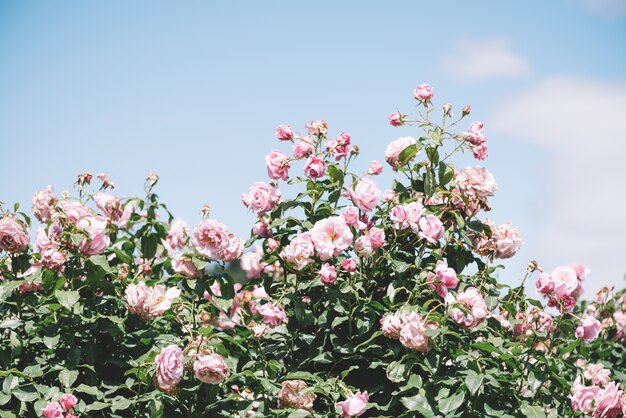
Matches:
[[442, 38, 531, 82], [489, 77, 626, 295]]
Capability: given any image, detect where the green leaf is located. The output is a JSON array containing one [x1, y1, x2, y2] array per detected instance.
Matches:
[[386, 361, 406, 383], [85, 401, 109, 412], [464, 370, 484, 396], [398, 143, 421, 167], [400, 393, 436, 418], [88, 255, 113, 274], [520, 402, 547, 418], [55, 290, 80, 310], [59, 369, 78, 388], [438, 391, 465, 415], [424, 170, 435, 195], [43, 335, 60, 350], [141, 235, 158, 259], [438, 162, 455, 186], [110, 397, 132, 412]]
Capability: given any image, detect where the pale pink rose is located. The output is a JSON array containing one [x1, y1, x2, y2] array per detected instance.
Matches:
[[414, 83, 433, 101], [576, 315, 602, 341], [125, 282, 181, 321], [32, 185, 56, 223], [281, 232, 314, 270], [552, 266, 582, 298], [571, 377, 600, 413], [257, 303, 288, 328], [222, 234, 244, 262], [614, 311, 626, 343], [512, 309, 554, 339], [293, 137, 314, 159], [172, 254, 200, 278], [593, 382, 624, 418], [576, 359, 587, 369], [570, 263, 590, 281], [418, 215, 444, 244], [427, 260, 458, 298], [59, 393, 78, 410], [277, 380, 316, 411], [336, 391, 369, 417], [250, 322, 267, 338], [59, 201, 91, 224], [320, 263, 337, 285], [252, 220, 272, 238], [240, 246, 266, 279], [465, 121, 486, 145], [242, 182, 281, 215], [305, 120, 328, 136], [304, 156, 326, 179], [450, 287, 489, 328], [382, 189, 397, 202], [380, 313, 404, 339], [41, 402, 64, 418], [342, 206, 365, 230], [472, 143, 488, 160], [536, 273, 555, 294], [326, 132, 351, 160], [368, 160, 383, 175], [94, 192, 120, 217], [0, 217, 29, 254], [399, 318, 433, 352], [35, 226, 58, 253], [265, 150, 291, 181], [341, 258, 357, 272], [96, 172, 114, 188], [354, 236, 373, 258], [310, 216, 353, 260], [276, 124, 294, 140], [154, 345, 184, 393], [385, 136, 417, 170], [455, 166, 498, 199], [192, 219, 232, 260], [388, 111, 404, 127], [585, 364, 611, 387], [267, 238, 279, 251], [492, 222, 523, 259], [41, 249, 67, 272], [77, 216, 110, 255], [390, 201, 424, 231], [367, 227, 386, 249], [194, 353, 229, 384], [165, 219, 187, 252]]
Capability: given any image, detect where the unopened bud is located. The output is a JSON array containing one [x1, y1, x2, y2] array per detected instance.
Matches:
[[200, 205, 211, 219], [76, 173, 93, 185], [462, 105, 471, 116], [350, 145, 359, 156], [443, 103, 452, 118]]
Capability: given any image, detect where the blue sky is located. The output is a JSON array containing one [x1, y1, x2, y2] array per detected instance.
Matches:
[[1, 1, 625, 295]]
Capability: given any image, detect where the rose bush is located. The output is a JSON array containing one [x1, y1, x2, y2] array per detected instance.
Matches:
[[1, 85, 625, 417]]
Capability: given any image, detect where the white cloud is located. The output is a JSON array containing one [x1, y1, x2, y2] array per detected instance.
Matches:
[[490, 77, 626, 295], [442, 39, 531, 81]]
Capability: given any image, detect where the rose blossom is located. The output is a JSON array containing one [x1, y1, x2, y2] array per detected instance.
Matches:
[[418, 215, 444, 243], [368, 227, 386, 249], [276, 124, 294, 141], [77, 216, 110, 255], [41, 402, 64, 418], [382, 189, 397, 202], [41, 249, 67, 272], [0, 217, 29, 254], [341, 258, 357, 272], [242, 182, 281, 215], [125, 282, 181, 321], [310, 216, 353, 260], [390, 201, 424, 231], [450, 287, 489, 328], [154, 345, 184, 393], [336, 391, 369, 417], [303, 156, 326, 179], [305, 120, 328, 136], [293, 137, 314, 159], [194, 353, 229, 384], [414, 83, 433, 101], [576, 315, 602, 341], [281, 232, 314, 270], [455, 166, 498, 199], [320, 263, 337, 285], [265, 150, 291, 181], [164, 219, 187, 252], [192, 219, 232, 260], [325, 132, 351, 160], [385, 136, 417, 170], [59, 393, 78, 410], [257, 303, 288, 328], [277, 380, 316, 411], [380, 312, 405, 339], [427, 260, 458, 298], [342, 206, 366, 230], [388, 111, 404, 126], [94, 192, 120, 217], [585, 364, 611, 387], [571, 377, 600, 414], [368, 160, 383, 175], [354, 236, 373, 257], [222, 233, 244, 262], [491, 221, 523, 259], [240, 245, 266, 279], [252, 219, 272, 238], [399, 316, 434, 352], [472, 143, 488, 160], [172, 254, 200, 278], [593, 382, 624, 418], [59, 201, 91, 223], [32, 185, 56, 223], [465, 121, 486, 145]]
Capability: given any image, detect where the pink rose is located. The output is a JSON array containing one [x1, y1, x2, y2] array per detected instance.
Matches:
[[77, 216, 110, 256], [326, 132, 351, 160], [41, 402, 64, 418], [252, 220, 272, 238], [164, 219, 187, 252], [472, 143, 488, 160], [455, 166, 498, 198], [385, 136, 417, 170], [380, 312, 404, 339], [336, 391, 369, 417], [593, 382, 624, 418], [390, 201, 424, 231], [368, 160, 383, 175], [41, 249, 67, 272], [388, 111, 404, 127], [310, 216, 353, 260], [320, 263, 337, 285], [59, 201, 91, 224], [125, 282, 181, 321], [418, 215, 444, 243], [242, 182, 281, 215], [354, 236, 373, 258], [276, 124, 294, 141], [257, 303, 288, 328], [342, 206, 366, 230], [576, 315, 602, 341], [154, 345, 184, 393], [367, 227, 386, 249], [293, 137, 314, 159], [0, 217, 29, 254], [382, 189, 397, 202], [94, 192, 120, 217], [191, 219, 232, 260], [278, 380, 316, 411], [265, 150, 291, 181], [571, 378, 600, 414], [427, 260, 458, 298], [414, 83, 433, 101], [450, 287, 489, 328], [304, 156, 326, 179], [305, 120, 328, 136], [59, 393, 78, 410], [347, 178, 380, 212], [240, 245, 266, 279], [222, 233, 244, 262], [172, 254, 200, 278], [341, 258, 357, 272], [491, 221, 523, 259], [399, 317, 434, 352], [536, 273, 555, 294], [585, 364, 611, 387], [465, 121, 486, 145], [280, 232, 314, 270], [32, 185, 56, 223], [193, 353, 229, 384]]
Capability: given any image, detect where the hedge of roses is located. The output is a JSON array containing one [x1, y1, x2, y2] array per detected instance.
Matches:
[[1, 85, 626, 417]]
